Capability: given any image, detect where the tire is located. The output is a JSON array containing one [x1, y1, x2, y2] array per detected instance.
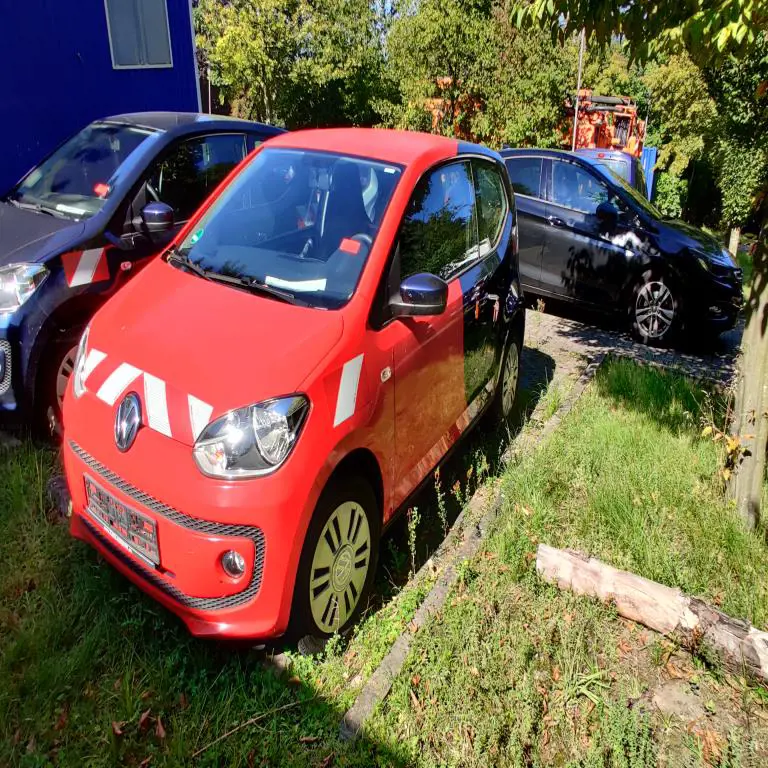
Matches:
[[289, 475, 380, 642], [37, 333, 81, 439], [491, 327, 522, 422], [629, 269, 682, 346]]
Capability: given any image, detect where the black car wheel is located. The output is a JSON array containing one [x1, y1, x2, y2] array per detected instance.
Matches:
[[290, 474, 380, 644], [630, 270, 681, 345], [491, 328, 522, 422], [38, 332, 81, 438]]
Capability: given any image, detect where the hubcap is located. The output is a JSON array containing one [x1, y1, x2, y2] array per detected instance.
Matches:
[[501, 343, 520, 417], [309, 501, 371, 634], [635, 281, 675, 339], [56, 346, 78, 408]]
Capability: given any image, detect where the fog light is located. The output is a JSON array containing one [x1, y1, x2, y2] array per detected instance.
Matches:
[[709, 305, 723, 316], [221, 550, 246, 577], [0, 348, 5, 382]]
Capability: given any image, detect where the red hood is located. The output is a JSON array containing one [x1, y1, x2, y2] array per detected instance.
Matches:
[[87, 259, 344, 445]]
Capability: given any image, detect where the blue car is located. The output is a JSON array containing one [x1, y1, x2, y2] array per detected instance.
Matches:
[[575, 149, 649, 199], [0, 112, 284, 432]]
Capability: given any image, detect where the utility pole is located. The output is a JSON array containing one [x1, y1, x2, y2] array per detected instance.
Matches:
[[571, 28, 586, 151], [207, 63, 212, 114]]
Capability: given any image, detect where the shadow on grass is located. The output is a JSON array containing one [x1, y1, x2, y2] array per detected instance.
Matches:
[[591, 356, 729, 437], [1, 344, 557, 767]]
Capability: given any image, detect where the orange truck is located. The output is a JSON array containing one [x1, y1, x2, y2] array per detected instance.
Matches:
[[565, 89, 645, 157]]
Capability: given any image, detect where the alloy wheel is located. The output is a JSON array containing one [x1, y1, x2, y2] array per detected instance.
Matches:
[[309, 501, 371, 634], [501, 341, 520, 417], [56, 346, 78, 408], [635, 281, 675, 339]]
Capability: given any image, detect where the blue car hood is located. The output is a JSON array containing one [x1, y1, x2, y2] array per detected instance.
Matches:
[[659, 217, 724, 257], [0, 202, 85, 266]]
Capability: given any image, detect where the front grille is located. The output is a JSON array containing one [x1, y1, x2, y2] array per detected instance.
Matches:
[[0, 340, 11, 396], [70, 441, 266, 611]]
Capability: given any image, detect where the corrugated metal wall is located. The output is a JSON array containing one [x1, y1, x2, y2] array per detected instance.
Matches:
[[641, 146, 658, 200], [0, 0, 200, 193]]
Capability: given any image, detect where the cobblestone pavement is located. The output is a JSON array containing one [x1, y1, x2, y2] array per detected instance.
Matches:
[[522, 304, 742, 389]]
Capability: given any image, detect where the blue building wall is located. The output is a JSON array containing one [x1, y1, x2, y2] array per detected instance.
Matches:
[[0, 0, 200, 193]]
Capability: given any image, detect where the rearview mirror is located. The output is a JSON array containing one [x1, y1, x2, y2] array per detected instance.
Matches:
[[390, 273, 448, 317], [141, 202, 174, 238], [596, 201, 619, 229]]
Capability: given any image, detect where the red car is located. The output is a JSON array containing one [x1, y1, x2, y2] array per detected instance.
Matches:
[[62, 129, 525, 641]]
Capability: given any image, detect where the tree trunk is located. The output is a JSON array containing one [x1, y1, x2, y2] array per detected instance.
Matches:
[[536, 544, 768, 681], [729, 226, 741, 256], [728, 203, 768, 530]]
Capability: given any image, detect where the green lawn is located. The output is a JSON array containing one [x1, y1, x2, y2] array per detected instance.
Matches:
[[2, 360, 767, 766], [366, 360, 768, 766]]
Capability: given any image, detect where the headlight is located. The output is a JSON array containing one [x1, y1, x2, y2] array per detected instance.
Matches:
[[72, 326, 90, 399], [193, 395, 309, 478], [696, 248, 735, 274], [0, 263, 48, 314]]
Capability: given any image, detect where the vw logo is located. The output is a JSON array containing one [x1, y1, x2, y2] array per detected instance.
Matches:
[[115, 393, 142, 453]]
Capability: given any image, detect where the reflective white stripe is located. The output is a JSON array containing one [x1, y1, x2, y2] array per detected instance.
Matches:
[[333, 354, 364, 427], [82, 349, 107, 384], [143, 373, 172, 437], [188, 394, 214, 441], [69, 249, 103, 287], [96, 363, 142, 406]]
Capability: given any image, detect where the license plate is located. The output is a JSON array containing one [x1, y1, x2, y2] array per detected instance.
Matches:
[[85, 476, 160, 565]]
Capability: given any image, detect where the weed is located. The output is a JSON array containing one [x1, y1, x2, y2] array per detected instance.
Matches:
[[434, 468, 448, 538], [407, 506, 421, 578]]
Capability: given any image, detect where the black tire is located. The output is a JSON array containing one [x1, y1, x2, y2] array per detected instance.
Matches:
[[36, 331, 82, 439], [288, 474, 380, 643], [629, 269, 682, 346], [491, 327, 523, 422]]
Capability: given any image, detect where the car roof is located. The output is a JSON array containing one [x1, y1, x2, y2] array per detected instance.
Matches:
[[264, 128, 499, 166], [575, 148, 636, 164], [500, 147, 573, 160], [101, 111, 285, 137]]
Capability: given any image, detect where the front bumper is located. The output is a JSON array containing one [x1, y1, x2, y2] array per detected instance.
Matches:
[[686, 271, 743, 333], [63, 428, 319, 639]]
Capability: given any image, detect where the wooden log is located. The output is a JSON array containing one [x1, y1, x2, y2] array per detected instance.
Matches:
[[536, 543, 768, 682]]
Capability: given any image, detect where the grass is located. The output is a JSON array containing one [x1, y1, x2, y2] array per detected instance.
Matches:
[[367, 359, 768, 766], [2, 359, 767, 766]]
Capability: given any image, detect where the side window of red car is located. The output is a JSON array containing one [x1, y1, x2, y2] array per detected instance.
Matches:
[[398, 161, 479, 281]]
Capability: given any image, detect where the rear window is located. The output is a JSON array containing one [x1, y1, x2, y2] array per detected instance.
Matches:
[[504, 157, 543, 198], [596, 158, 629, 182]]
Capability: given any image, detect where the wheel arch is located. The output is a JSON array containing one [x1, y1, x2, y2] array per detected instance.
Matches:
[[325, 447, 384, 526]]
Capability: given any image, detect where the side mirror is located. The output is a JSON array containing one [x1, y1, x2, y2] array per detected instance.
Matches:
[[390, 273, 448, 317], [596, 201, 619, 229], [141, 202, 174, 237]]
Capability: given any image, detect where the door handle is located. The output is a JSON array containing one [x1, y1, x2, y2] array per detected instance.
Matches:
[[547, 215, 566, 228]]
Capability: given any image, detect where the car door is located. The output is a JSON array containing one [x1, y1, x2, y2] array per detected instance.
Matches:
[[542, 158, 630, 306], [503, 156, 546, 292], [378, 160, 481, 510]]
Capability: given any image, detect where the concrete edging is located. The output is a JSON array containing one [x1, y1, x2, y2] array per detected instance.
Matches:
[[339, 352, 607, 740]]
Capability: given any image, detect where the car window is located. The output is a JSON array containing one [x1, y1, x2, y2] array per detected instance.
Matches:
[[399, 161, 479, 281], [595, 158, 629, 182], [634, 161, 648, 198], [9, 121, 154, 220], [147, 133, 248, 221], [472, 159, 508, 254], [504, 157, 543, 198], [550, 161, 609, 214], [176, 148, 403, 310]]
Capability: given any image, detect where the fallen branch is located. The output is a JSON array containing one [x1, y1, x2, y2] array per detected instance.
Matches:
[[536, 543, 768, 682], [191, 697, 313, 759]]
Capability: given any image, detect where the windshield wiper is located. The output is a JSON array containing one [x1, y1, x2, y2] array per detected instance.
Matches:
[[209, 272, 302, 305], [166, 248, 214, 281], [4, 197, 56, 216], [166, 249, 302, 305]]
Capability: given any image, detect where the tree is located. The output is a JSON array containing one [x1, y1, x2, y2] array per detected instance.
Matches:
[[195, 0, 391, 127], [511, 0, 768, 530]]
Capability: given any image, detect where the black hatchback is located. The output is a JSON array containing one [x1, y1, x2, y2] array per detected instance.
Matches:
[[0, 112, 283, 432], [501, 148, 743, 345]]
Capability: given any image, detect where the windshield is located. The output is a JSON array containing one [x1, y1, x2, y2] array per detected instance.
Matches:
[[601, 165, 663, 219], [176, 148, 403, 309], [8, 122, 155, 220], [595, 158, 629, 182]]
